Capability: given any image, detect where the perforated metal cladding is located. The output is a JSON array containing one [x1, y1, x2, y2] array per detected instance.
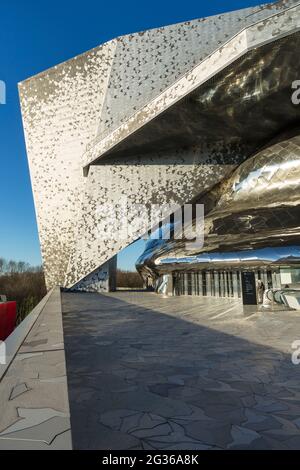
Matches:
[[19, 42, 117, 289], [65, 145, 243, 288], [96, 1, 298, 142]]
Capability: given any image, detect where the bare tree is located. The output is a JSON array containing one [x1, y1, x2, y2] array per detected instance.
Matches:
[[0, 258, 6, 274], [17, 261, 30, 273], [7, 260, 17, 273], [0, 258, 46, 323]]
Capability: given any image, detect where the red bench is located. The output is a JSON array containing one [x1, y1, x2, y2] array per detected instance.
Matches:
[[0, 301, 17, 340]]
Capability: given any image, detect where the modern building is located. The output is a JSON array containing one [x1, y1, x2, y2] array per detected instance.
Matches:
[[136, 128, 300, 302], [19, 0, 300, 305]]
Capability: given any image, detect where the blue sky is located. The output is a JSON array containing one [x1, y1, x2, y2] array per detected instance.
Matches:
[[0, 0, 268, 270]]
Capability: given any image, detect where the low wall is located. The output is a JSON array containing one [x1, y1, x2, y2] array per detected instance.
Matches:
[[0, 287, 72, 449]]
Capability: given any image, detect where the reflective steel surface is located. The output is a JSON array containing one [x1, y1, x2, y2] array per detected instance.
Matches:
[[137, 129, 300, 282]]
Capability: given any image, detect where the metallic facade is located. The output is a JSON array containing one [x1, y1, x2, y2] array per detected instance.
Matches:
[[19, 1, 300, 292], [137, 131, 300, 295], [137, 131, 300, 273]]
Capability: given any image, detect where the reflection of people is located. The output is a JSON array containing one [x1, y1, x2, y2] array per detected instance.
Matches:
[[257, 280, 265, 303]]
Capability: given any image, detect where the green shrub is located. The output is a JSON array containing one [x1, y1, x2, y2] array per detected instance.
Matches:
[[0, 262, 46, 324], [116, 269, 144, 288]]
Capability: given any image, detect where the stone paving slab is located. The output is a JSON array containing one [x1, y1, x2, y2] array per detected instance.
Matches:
[[62, 291, 300, 450], [0, 288, 72, 450]]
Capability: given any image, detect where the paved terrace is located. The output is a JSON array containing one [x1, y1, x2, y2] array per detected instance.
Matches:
[[1, 289, 300, 449], [63, 291, 300, 450]]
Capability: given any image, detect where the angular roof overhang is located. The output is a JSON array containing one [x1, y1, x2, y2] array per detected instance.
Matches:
[[82, 3, 300, 175]]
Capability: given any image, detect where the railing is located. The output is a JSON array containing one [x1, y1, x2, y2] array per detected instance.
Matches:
[[0, 301, 16, 341]]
